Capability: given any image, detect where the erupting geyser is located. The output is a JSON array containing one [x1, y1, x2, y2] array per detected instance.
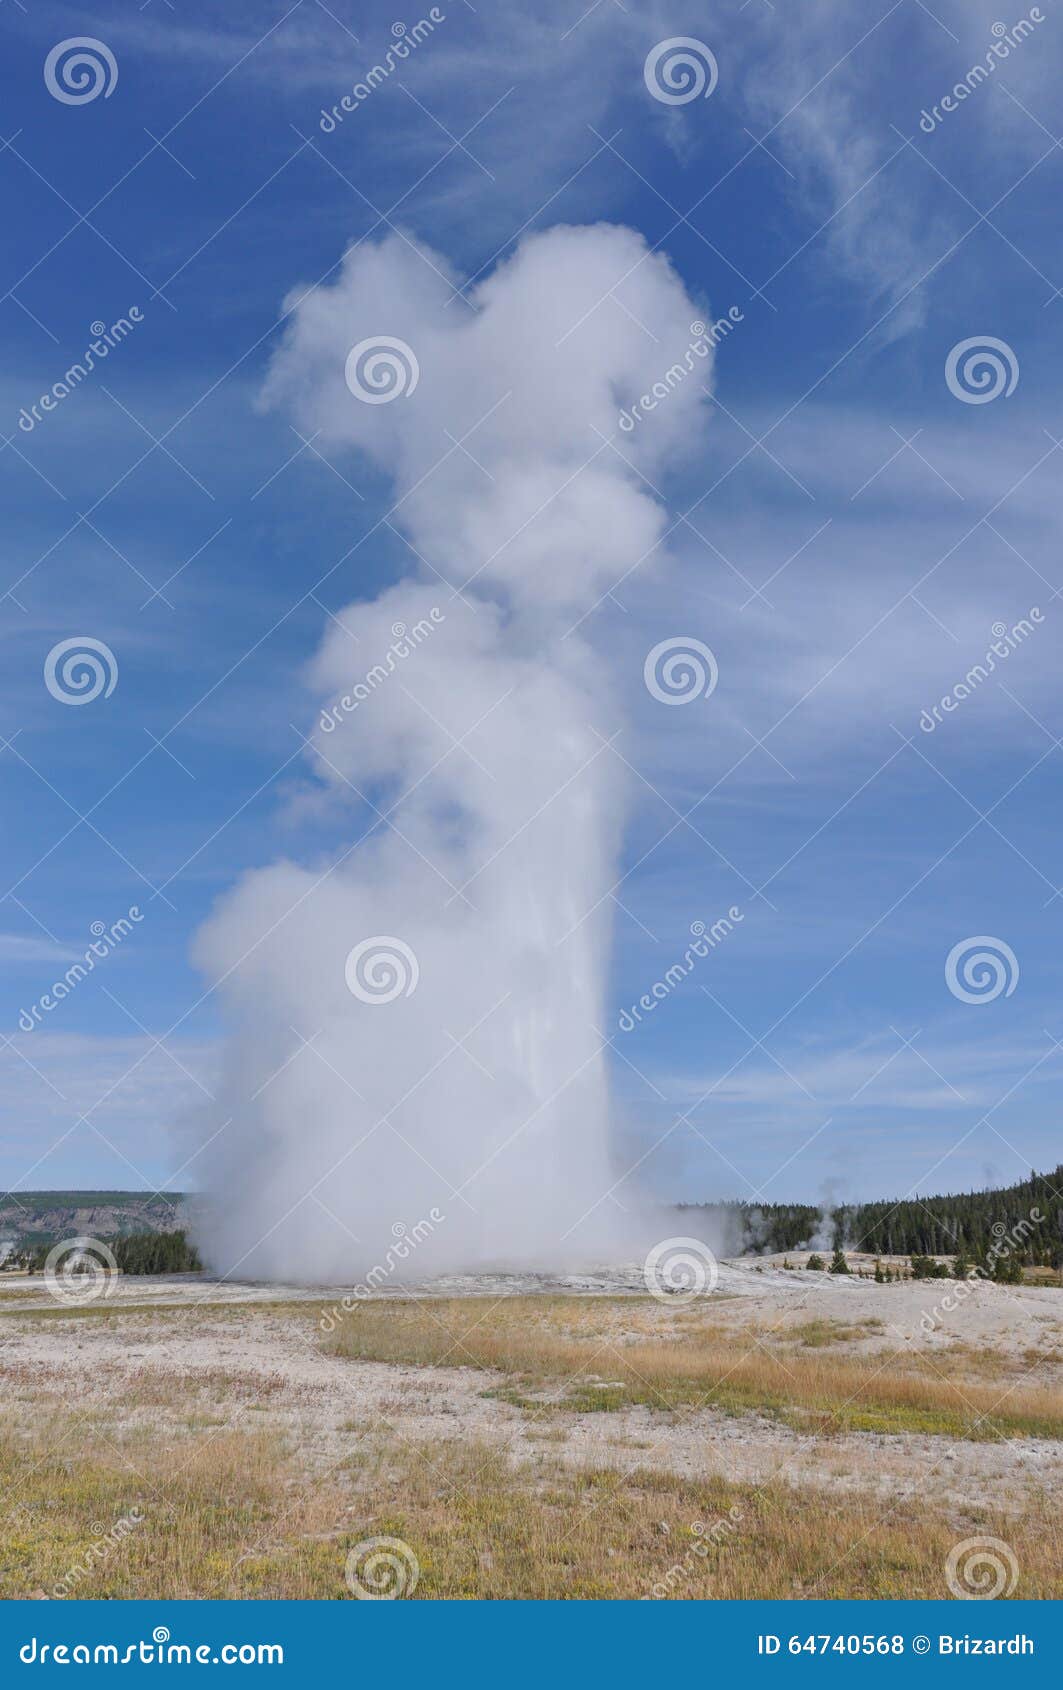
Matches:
[[190, 224, 714, 1282]]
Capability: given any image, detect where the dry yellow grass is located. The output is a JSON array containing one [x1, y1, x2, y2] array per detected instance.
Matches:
[[2, 1295, 1060, 1600], [323, 1296, 1063, 1440], [3, 1415, 1059, 1600]]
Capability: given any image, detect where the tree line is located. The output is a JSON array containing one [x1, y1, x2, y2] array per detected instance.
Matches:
[[679, 1164, 1063, 1268], [15, 1230, 201, 1276]]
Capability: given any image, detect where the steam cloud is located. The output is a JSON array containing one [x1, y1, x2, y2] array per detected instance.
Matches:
[[191, 224, 713, 1282]]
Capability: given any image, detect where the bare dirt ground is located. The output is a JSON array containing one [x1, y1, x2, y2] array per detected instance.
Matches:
[[2, 1260, 1060, 1521]]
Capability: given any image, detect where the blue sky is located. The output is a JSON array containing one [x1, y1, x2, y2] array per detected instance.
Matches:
[[2, 0, 1062, 1212]]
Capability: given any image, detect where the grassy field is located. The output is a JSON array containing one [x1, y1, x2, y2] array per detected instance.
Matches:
[[3, 1414, 1059, 1600], [323, 1295, 1063, 1441], [1, 1289, 1060, 1600]]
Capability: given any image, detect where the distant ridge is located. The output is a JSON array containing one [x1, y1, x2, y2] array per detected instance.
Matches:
[[0, 1190, 187, 1247]]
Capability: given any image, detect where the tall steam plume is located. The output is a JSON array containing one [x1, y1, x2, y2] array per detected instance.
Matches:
[[191, 224, 713, 1282]]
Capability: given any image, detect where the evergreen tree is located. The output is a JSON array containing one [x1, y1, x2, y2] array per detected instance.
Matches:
[[678, 1164, 1063, 1267]]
